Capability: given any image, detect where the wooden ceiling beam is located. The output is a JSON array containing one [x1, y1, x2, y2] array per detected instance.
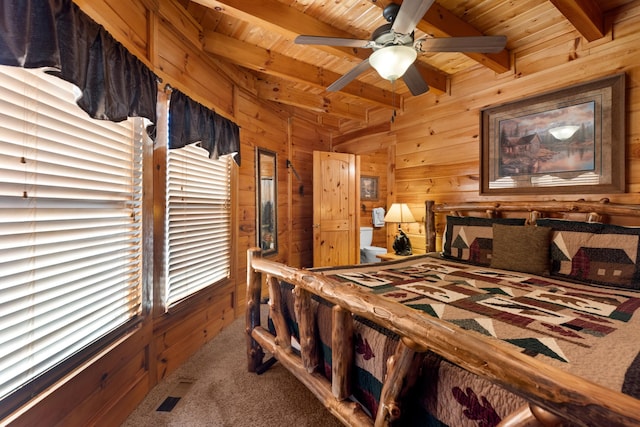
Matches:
[[331, 121, 391, 146], [549, 0, 605, 42], [256, 78, 369, 121], [203, 31, 403, 108], [207, 55, 361, 124], [290, 107, 346, 132], [332, 123, 393, 154]]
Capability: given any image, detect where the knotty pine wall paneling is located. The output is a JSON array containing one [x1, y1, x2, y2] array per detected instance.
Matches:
[[392, 3, 640, 244], [289, 118, 333, 267], [235, 89, 291, 308], [12, 1, 640, 426], [5, 1, 289, 426]]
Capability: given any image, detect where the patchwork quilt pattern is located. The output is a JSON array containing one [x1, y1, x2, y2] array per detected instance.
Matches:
[[443, 216, 526, 266], [536, 218, 640, 290], [277, 254, 640, 425], [322, 255, 640, 396]]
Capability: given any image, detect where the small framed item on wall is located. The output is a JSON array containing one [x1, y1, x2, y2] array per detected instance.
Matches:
[[480, 73, 625, 195], [360, 176, 379, 201]]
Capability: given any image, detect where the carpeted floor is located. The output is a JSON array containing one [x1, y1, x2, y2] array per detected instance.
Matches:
[[121, 308, 344, 427]]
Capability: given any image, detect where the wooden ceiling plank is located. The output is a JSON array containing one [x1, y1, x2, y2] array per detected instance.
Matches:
[[203, 31, 400, 107], [549, 0, 605, 42]]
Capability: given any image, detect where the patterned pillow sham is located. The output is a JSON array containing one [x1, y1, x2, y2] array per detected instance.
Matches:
[[443, 216, 526, 266], [536, 218, 640, 290]]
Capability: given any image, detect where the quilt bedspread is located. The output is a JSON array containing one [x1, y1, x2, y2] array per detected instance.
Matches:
[[278, 254, 640, 426], [320, 254, 640, 396]]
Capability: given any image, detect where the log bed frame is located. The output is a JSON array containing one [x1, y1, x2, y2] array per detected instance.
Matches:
[[246, 199, 640, 427]]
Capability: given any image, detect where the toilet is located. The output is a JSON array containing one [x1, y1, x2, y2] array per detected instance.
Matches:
[[360, 226, 387, 263]]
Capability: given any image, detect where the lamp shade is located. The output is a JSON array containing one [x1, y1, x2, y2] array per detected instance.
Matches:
[[369, 45, 417, 81], [384, 203, 416, 223]]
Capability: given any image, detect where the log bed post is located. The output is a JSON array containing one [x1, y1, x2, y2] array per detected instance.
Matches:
[[374, 338, 426, 426], [268, 275, 291, 351], [294, 286, 320, 373], [332, 306, 354, 400], [247, 247, 265, 372], [425, 200, 436, 252]]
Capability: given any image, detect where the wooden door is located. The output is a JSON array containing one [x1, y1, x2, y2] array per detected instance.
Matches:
[[313, 151, 359, 267]]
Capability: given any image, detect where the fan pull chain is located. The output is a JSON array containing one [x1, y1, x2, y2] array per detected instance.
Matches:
[[390, 79, 397, 123]]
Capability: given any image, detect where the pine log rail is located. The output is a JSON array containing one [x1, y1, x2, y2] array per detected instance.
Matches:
[[247, 199, 640, 427]]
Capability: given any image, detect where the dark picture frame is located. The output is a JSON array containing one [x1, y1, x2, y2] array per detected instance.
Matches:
[[480, 73, 625, 195], [360, 176, 379, 201], [256, 147, 278, 256]]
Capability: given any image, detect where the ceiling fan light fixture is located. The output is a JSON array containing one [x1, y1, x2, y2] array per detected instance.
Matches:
[[369, 45, 417, 81]]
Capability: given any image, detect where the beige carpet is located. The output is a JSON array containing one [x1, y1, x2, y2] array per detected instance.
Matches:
[[121, 308, 344, 427]]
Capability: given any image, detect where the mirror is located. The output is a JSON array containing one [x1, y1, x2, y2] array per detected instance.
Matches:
[[256, 148, 277, 255]]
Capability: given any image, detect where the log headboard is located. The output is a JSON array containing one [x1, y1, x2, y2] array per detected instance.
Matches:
[[424, 198, 640, 253]]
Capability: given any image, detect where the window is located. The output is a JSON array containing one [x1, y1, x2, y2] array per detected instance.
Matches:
[[165, 144, 232, 308], [0, 66, 144, 412]]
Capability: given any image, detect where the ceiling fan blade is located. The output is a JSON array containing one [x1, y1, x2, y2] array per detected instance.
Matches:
[[417, 36, 507, 53], [402, 64, 429, 96], [392, 0, 435, 35], [295, 35, 374, 48], [327, 59, 371, 92]]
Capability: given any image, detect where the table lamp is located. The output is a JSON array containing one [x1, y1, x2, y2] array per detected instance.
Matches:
[[384, 203, 416, 255]]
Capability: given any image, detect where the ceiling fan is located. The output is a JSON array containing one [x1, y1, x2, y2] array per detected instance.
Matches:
[[294, 0, 507, 96]]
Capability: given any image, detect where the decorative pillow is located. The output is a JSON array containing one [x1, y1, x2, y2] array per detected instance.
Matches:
[[536, 218, 640, 290], [443, 216, 527, 266], [490, 224, 551, 275]]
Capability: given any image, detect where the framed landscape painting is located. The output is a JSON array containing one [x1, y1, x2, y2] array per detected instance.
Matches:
[[480, 73, 625, 195], [360, 176, 379, 201]]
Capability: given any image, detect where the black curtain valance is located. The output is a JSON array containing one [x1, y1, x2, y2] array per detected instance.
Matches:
[[169, 89, 241, 166], [0, 0, 157, 124], [1, 0, 240, 165]]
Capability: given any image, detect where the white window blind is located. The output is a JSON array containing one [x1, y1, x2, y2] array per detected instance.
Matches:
[[0, 66, 143, 406], [166, 144, 231, 308]]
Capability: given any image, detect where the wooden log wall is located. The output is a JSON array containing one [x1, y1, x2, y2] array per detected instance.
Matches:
[[234, 90, 292, 308], [288, 118, 333, 267], [12, 0, 640, 425], [5, 1, 328, 426], [332, 3, 640, 254], [389, 3, 640, 248]]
